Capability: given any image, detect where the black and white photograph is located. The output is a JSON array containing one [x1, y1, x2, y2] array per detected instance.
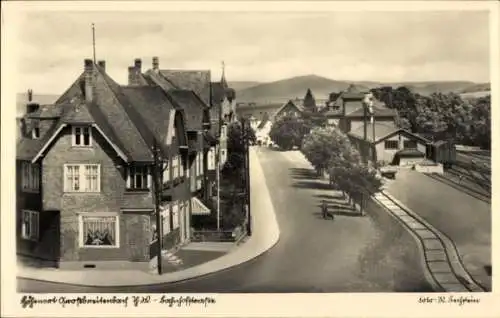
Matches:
[[1, 0, 498, 316]]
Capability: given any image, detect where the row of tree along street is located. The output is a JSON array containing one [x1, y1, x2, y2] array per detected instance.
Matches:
[[268, 87, 491, 214]]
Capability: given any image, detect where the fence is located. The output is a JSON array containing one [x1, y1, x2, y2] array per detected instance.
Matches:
[[191, 225, 246, 243]]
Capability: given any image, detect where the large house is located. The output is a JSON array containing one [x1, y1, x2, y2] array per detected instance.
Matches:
[[271, 99, 304, 122], [325, 84, 429, 165], [16, 59, 213, 270], [125, 57, 235, 219]]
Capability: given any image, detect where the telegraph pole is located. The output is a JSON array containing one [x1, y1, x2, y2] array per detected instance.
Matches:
[[242, 118, 252, 236], [91, 23, 96, 63], [152, 140, 163, 275]]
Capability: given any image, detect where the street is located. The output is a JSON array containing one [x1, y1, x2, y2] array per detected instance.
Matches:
[[18, 147, 432, 293]]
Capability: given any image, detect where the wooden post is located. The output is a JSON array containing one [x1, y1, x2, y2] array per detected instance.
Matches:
[[152, 140, 163, 275]]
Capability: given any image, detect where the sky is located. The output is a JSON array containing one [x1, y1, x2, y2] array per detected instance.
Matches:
[[14, 10, 490, 94]]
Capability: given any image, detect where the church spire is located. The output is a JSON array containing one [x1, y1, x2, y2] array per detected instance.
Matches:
[[221, 61, 228, 89]]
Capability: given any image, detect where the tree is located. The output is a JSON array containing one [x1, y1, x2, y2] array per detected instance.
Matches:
[[269, 115, 309, 150], [470, 95, 491, 149], [302, 126, 383, 215], [303, 88, 317, 112]]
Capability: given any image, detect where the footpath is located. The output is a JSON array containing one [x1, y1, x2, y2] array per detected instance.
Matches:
[[17, 147, 280, 287]]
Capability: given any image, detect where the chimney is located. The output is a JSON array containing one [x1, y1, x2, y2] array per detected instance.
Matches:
[[27, 89, 33, 102], [134, 58, 142, 72], [97, 60, 106, 71], [84, 59, 94, 103], [152, 56, 159, 72]]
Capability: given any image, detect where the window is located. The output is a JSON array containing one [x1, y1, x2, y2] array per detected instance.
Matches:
[[72, 126, 92, 147], [64, 164, 100, 192], [21, 210, 39, 241], [384, 140, 399, 150], [79, 213, 119, 248], [179, 158, 184, 178], [32, 127, 40, 139], [127, 166, 150, 190], [21, 162, 40, 192], [162, 162, 170, 183], [172, 156, 178, 179], [161, 204, 171, 234], [172, 202, 179, 229], [404, 140, 418, 149], [197, 154, 203, 176]]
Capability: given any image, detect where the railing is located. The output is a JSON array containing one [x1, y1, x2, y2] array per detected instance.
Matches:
[[191, 225, 245, 243]]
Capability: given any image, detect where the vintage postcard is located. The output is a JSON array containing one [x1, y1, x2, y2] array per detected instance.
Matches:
[[1, 0, 498, 317]]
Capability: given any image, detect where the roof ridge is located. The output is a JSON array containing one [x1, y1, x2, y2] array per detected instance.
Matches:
[[99, 66, 156, 158]]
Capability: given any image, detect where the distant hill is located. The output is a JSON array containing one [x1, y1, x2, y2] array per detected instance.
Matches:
[[459, 83, 490, 93], [235, 75, 490, 104], [236, 75, 369, 103], [228, 81, 261, 91]]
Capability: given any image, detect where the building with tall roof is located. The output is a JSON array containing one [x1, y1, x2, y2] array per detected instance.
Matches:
[[16, 59, 212, 270]]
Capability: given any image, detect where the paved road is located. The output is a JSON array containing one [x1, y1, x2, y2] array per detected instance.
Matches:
[[18, 148, 432, 293]]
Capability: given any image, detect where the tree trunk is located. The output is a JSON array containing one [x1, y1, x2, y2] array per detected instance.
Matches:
[[360, 194, 365, 216]]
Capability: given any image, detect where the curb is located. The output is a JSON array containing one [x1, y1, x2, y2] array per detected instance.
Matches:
[[17, 147, 280, 288]]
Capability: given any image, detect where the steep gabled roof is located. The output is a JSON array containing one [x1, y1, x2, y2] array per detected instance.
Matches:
[[27, 104, 63, 119], [120, 86, 180, 156], [348, 122, 399, 142], [158, 70, 211, 105], [167, 89, 209, 131], [211, 82, 226, 105], [348, 122, 430, 145], [17, 122, 65, 161], [24, 63, 170, 163], [271, 100, 304, 120], [345, 106, 397, 118]]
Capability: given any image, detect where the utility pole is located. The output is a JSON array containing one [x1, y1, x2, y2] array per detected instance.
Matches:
[[152, 140, 163, 275], [242, 118, 252, 236]]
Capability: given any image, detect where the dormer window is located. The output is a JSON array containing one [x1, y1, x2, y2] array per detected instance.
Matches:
[[32, 127, 40, 139], [72, 126, 92, 147]]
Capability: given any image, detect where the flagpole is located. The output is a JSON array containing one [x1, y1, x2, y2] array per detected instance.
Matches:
[[92, 23, 96, 63]]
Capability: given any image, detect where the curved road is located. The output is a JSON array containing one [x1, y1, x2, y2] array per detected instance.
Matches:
[[18, 147, 432, 293]]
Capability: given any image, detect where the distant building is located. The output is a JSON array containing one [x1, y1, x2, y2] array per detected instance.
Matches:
[[348, 123, 430, 166]]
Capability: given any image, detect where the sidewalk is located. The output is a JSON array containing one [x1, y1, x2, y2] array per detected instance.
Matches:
[[17, 147, 280, 287]]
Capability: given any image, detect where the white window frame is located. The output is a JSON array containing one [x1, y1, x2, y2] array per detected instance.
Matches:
[[162, 162, 170, 183], [21, 210, 39, 241], [172, 156, 179, 179], [72, 126, 92, 147], [197, 153, 203, 176], [179, 157, 184, 178], [64, 164, 101, 193], [384, 140, 399, 150], [21, 162, 40, 193], [126, 165, 151, 190], [78, 212, 120, 248], [160, 203, 171, 234]]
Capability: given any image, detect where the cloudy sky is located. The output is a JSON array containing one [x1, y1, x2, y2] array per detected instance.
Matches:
[[15, 10, 490, 94]]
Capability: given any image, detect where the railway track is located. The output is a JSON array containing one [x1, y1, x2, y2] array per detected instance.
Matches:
[[373, 191, 487, 292], [424, 173, 491, 204]]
